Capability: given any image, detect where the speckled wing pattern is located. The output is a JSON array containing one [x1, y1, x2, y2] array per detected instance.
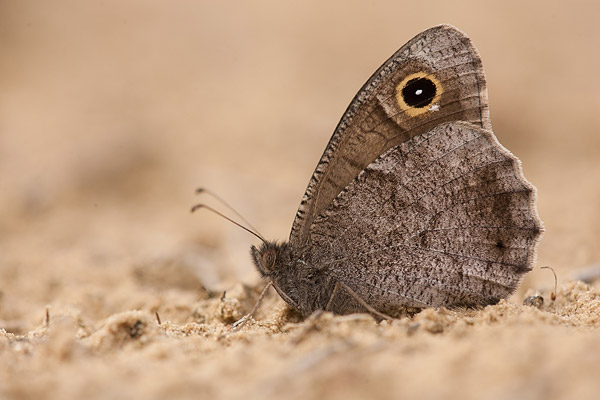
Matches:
[[305, 122, 542, 308], [288, 24, 543, 309], [290, 25, 490, 249]]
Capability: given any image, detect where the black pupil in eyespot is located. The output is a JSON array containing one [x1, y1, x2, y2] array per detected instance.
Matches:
[[401, 77, 437, 108]]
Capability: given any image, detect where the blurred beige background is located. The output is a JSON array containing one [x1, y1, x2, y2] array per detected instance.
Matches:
[[1, 0, 599, 316]]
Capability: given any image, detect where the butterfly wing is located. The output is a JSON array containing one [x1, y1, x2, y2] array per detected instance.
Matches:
[[290, 25, 490, 249], [305, 122, 543, 309]]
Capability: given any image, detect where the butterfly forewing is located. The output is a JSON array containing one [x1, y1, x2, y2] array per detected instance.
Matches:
[[290, 25, 490, 249]]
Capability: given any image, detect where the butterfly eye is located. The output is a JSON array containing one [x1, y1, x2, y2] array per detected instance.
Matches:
[[262, 250, 276, 270], [395, 72, 443, 116]]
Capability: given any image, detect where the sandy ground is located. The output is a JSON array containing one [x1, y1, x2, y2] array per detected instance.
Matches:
[[2, 1, 600, 399]]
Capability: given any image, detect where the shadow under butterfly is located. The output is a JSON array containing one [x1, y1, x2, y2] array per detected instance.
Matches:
[[200, 24, 544, 320]]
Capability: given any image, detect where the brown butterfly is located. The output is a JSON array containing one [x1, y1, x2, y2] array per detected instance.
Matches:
[[244, 25, 543, 318]]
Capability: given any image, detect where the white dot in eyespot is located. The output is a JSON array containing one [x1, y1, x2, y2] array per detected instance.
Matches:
[[415, 89, 423, 95]]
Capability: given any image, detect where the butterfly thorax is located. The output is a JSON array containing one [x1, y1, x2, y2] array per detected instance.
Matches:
[[250, 241, 334, 316]]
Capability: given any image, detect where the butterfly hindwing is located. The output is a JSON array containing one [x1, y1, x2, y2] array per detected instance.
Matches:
[[303, 122, 542, 309]]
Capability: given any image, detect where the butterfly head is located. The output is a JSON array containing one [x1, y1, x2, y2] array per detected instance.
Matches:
[[250, 241, 290, 278]]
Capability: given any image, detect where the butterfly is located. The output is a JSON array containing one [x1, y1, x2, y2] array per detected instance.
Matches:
[[249, 24, 543, 318]]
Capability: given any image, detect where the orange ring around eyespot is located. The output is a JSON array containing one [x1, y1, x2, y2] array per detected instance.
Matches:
[[395, 72, 444, 117]]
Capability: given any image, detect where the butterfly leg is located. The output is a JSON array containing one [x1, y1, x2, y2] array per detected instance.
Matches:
[[328, 281, 393, 321], [324, 282, 341, 312], [230, 281, 273, 330]]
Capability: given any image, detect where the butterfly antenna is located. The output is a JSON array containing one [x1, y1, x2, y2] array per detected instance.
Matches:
[[196, 187, 262, 236], [190, 203, 266, 244]]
